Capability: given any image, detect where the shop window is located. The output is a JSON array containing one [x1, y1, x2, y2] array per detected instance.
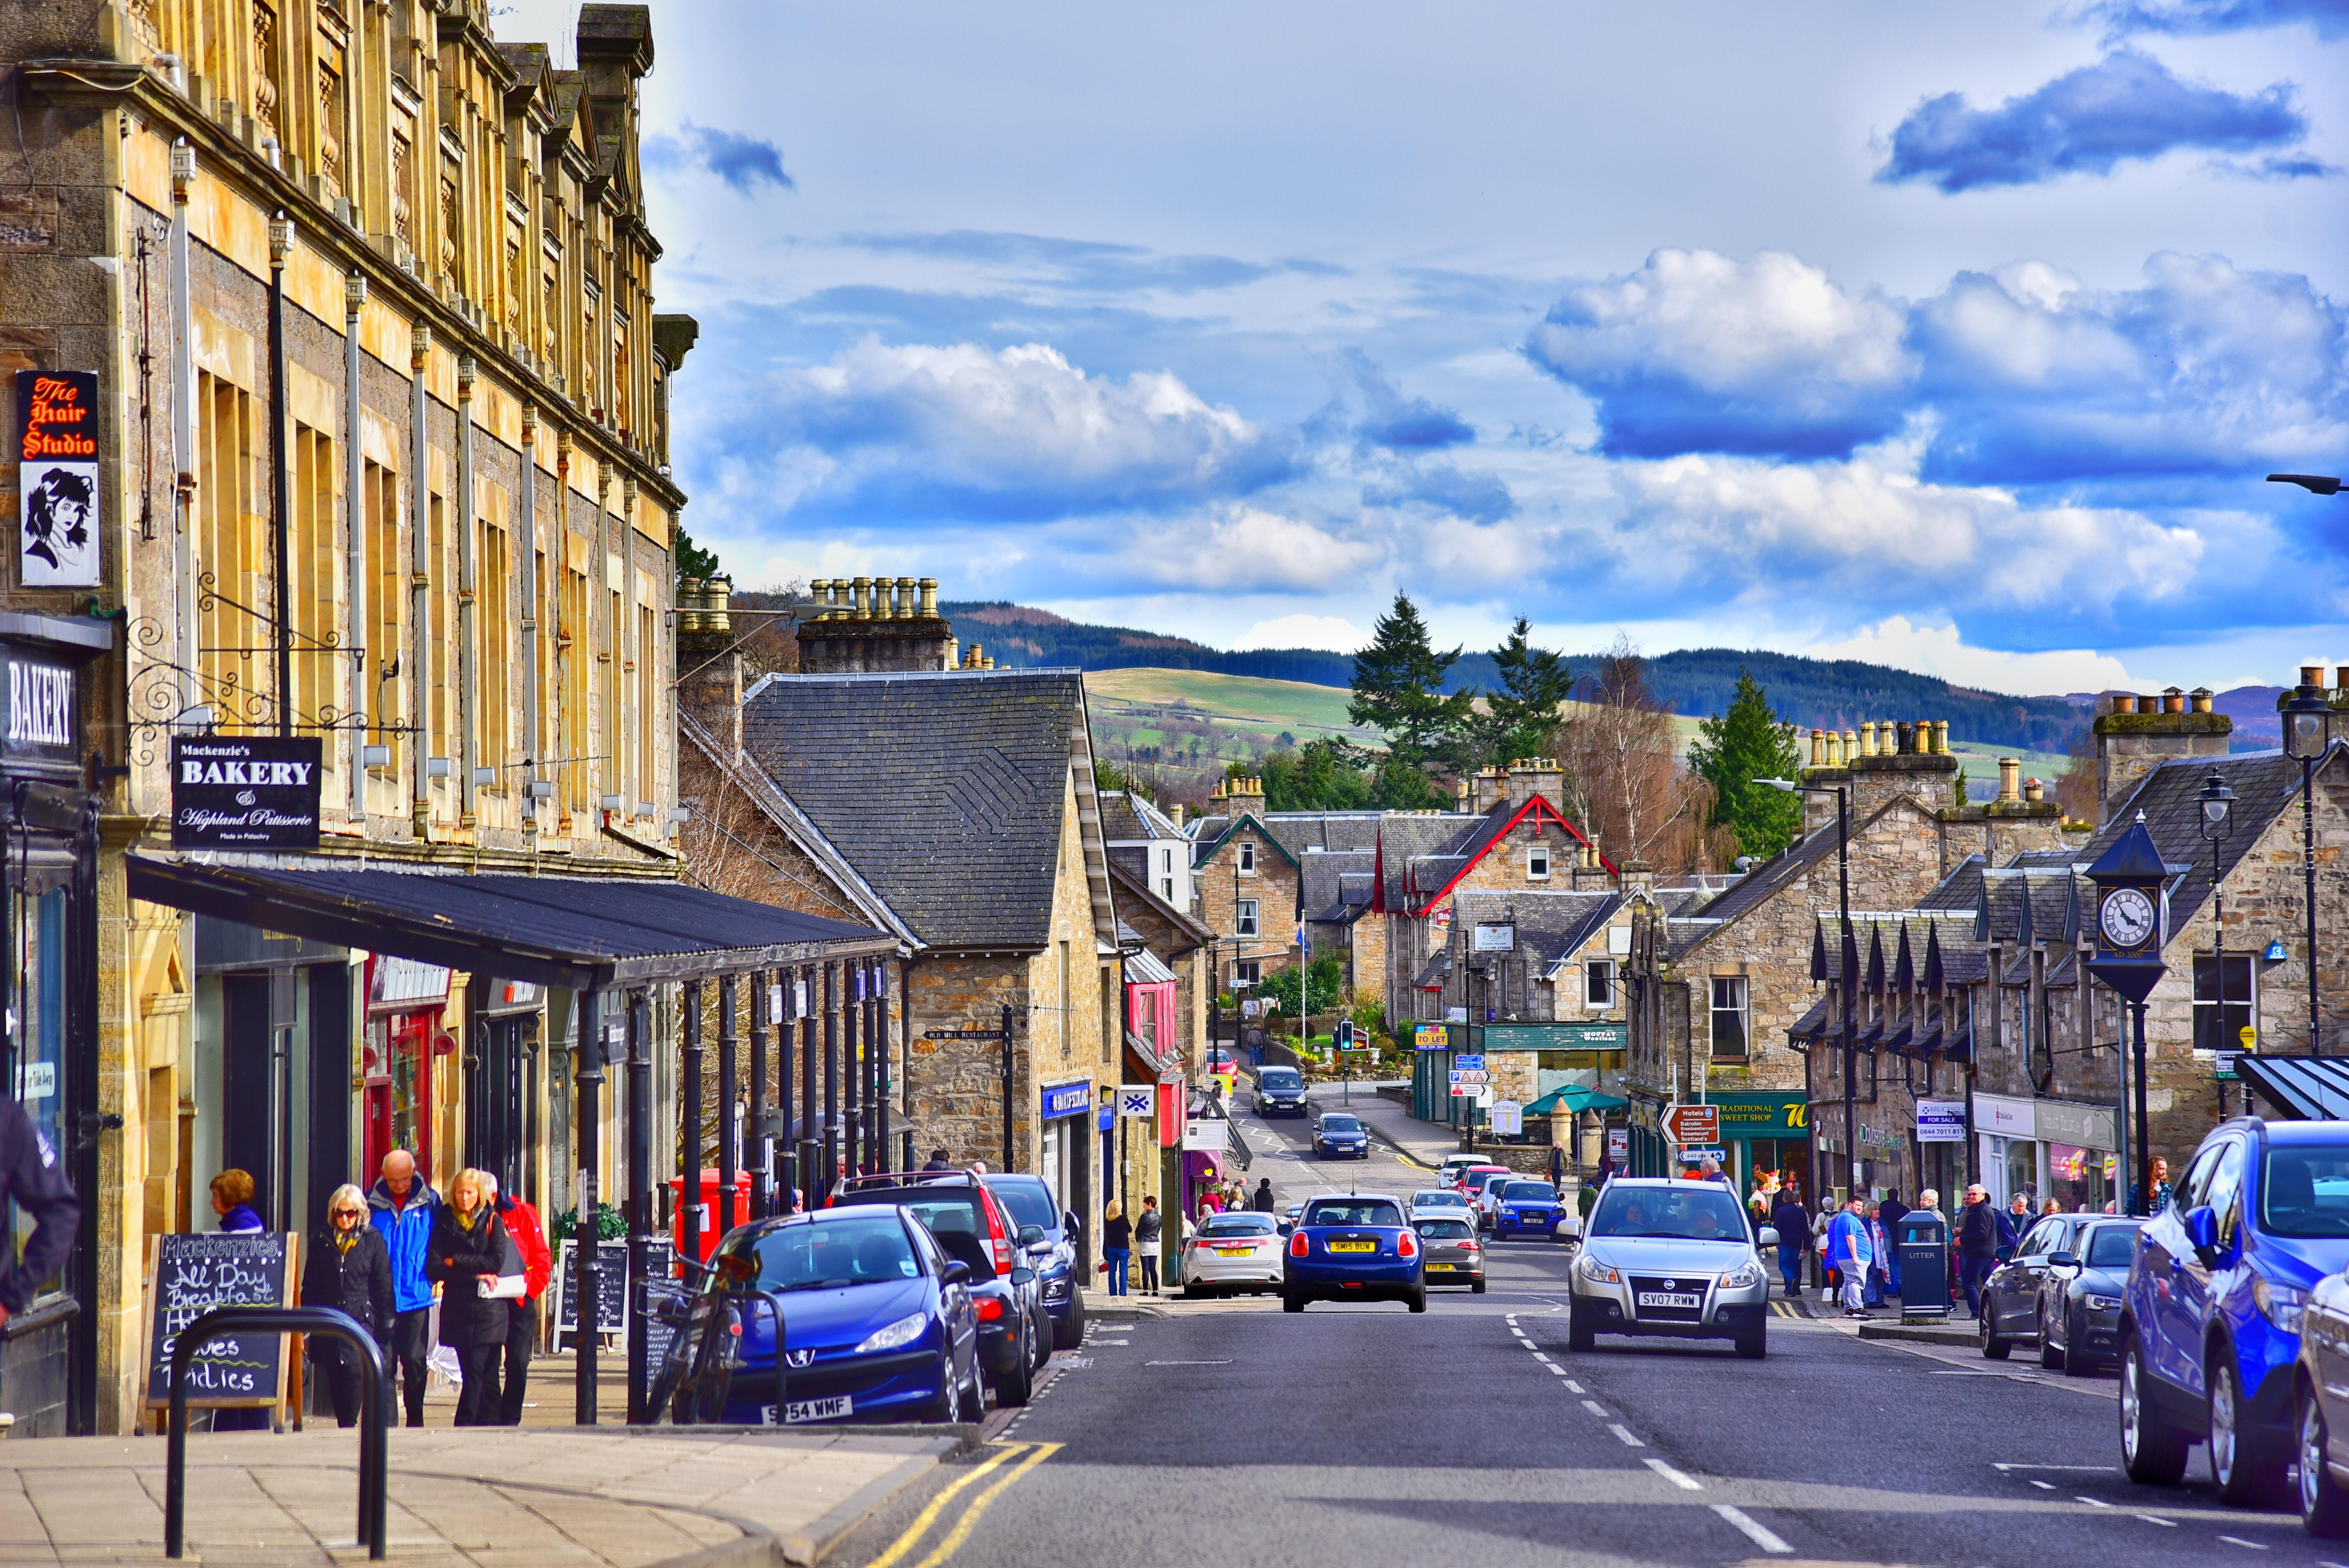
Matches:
[[2193, 955, 2255, 1053], [1235, 898, 1259, 938], [1710, 976, 1749, 1059], [1585, 959, 1615, 1009], [9, 889, 67, 1301]]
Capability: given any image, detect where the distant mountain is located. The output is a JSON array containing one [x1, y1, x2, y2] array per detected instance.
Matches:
[[944, 602, 2091, 753]]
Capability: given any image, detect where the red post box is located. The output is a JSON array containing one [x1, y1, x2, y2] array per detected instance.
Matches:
[[669, 1171, 754, 1263]]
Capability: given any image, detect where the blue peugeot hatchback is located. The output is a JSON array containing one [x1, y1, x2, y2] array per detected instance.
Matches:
[[2119, 1118, 2349, 1504], [710, 1206, 983, 1427], [1282, 1193, 1426, 1312]]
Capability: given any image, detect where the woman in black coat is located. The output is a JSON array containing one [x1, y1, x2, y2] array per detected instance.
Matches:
[[303, 1183, 394, 1427], [424, 1168, 522, 1426]]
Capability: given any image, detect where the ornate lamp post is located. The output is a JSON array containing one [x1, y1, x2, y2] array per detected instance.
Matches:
[[2087, 817, 2168, 1215], [2199, 771, 2236, 1116], [2280, 667, 2335, 1055]]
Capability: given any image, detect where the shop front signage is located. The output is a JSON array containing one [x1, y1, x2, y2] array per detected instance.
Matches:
[[1182, 1115, 1228, 1152], [1117, 1087, 1154, 1119], [1040, 1080, 1093, 1119], [1973, 1093, 2035, 1139], [1711, 1095, 1808, 1136], [1472, 922, 1515, 953], [171, 735, 322, 848], [1413, 1023, 1449, 1051], [1, 647, 78, 769], [1607, 1128, 1629, 1163], [1481, 1022, 1627, 1051], [369, 956, 452, 1012], [1916, 1099, 1967, 1143], [2035, 1098, 2116, 1150], [14, 370, 100, 588]]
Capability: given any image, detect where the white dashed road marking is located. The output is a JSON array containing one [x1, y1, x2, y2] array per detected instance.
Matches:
[[1580, 1399, 1610, 1417], [1711, 1504, 1792, 1554], [1644, 1458, 1702, 1491], [1608, 1423, 1645, 1448], [1564, 1380, 1585, 1393], [2218, 1537, 2271, 1551], [2138, 1516, 2177, 1527], [2074, 1496, 2111, 1508]]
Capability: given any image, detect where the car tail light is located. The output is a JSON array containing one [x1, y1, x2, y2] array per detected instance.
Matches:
[[1289, 1231, 1309, 1258], [983, 1192, 1014, 1275], [976, 1296, 1005, 1322], [1397, 1230, 1417, 1259]]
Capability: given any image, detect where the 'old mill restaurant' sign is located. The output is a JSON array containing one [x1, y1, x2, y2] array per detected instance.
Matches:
[[171, 735, 322, 849]]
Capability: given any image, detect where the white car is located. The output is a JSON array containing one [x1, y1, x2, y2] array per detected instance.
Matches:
[[1181, 1211, 1286, 1297], [1408, 1188, 1476, 1225], [1434, 1153, 1488, 1188], [1470, 1171, 1518, 1230]]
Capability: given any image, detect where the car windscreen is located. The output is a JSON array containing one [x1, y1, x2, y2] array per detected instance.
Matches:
[[749, 1215, 920, 1291], [1413, 1191, 1466, 1206], [2085, 1226, 2137, 1268], [1415, 1219, 1474, 1239], [1200, 1213, 1276, 1236], [1587, 1186, 1748, 1242], [1321, 1116, 1362, 1131], [1502, 1182, 1557, 1202], [1259, 1069, 1301, 1090], [986, 1180, 1058, 1234], [1304, 1198, 1404, 1227], [2262, 1145, 2349, 1237]]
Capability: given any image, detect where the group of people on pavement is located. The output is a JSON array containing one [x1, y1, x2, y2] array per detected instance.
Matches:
[[1818, 1190, 1921, 1316], [1099, 1195, 1171, 1295]]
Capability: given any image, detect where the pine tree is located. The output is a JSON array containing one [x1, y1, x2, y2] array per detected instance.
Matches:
[[1474, 617, 1575, 768], [1686, 669, 1805, 859], [673, 525, 722, 583], [1348, 593, 1474, 803]]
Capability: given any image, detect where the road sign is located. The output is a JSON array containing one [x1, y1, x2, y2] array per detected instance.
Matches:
[[1675, 1146, 1726, 1163], [1450, 1083, 1491, 1101], [1453, 1055, 1484, 1071], [1448, 1069, 1490, 1085], [1661, 1102, 1720, 1147]]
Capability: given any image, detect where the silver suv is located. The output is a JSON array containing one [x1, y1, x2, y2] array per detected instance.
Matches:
[[1566, 1178, 1773, 1359]]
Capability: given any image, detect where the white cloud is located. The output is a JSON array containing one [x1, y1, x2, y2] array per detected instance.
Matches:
[[1145, 506, 1386, 592], [1802, 615, 2149, 694], [1234, 613, 1368, 651]]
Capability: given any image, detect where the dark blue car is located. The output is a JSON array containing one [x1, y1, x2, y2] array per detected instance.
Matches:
[[1282, 1193, 1425, 1313], [2119, 1118, 2349, 1504], [709, 1206, 983, 1427], [1492, 1179, 1563, 1238], [983, 1173, 1085, 1349], [1314, 1112, 1370, 1159]]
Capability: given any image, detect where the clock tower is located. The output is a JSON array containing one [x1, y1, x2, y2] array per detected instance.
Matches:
[[2087, 812, 2172, 1216]]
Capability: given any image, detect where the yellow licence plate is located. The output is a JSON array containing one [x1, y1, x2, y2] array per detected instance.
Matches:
[[1426, 1263, 1455, 1272], [1328, 1241, 1377, 1254], [1214, 1246, 1251, 1256]]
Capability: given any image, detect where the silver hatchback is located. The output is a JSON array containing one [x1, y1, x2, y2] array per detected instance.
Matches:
[[1566, 1178, 1773, 1358]]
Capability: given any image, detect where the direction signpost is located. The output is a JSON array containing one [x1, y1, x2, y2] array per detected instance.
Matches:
[[1660, 1101, 1720, 1150]]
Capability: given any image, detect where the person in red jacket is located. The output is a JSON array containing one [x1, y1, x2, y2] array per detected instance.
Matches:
[[484, 1173, 552, 1426]]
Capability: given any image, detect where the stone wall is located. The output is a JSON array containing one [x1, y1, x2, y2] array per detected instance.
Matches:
[[1195, 820, 1302, 986]]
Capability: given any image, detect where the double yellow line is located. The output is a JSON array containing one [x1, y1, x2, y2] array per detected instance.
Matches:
[[864, 1440, 1061, 1568]]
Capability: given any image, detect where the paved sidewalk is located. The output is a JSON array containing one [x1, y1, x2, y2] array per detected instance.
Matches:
[[1300, 1085, 1456, 1168], [0, 1423, 962, 1566]]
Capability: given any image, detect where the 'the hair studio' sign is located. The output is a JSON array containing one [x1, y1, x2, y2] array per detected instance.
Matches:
[[171, 735, 322, 849], [14, 371, 99, 588]]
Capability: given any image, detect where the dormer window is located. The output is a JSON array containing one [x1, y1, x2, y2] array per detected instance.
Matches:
[[1527, 846, 1551, 879], [1238, 841, 1256, 875]]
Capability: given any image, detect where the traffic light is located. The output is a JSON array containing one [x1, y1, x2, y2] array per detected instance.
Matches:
[[1335, 1019, 1356, 1051]]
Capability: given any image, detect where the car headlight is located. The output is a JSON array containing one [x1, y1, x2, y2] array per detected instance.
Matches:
[[853, 1312, 930, 1355], [2083, 1294, 2122, 1311], [2255, 1276, 2310, 1333], [1719, 1262, 1765, 1290], [1577, 1252, 1619, 1284]]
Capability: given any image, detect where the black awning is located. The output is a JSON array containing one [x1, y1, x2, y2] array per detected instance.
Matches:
[[127, 855, 897, 990], [2236, 1055, 2349, 1121]]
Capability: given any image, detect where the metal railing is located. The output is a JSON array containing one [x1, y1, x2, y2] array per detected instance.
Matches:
[[165, 1306, 387, 1560]]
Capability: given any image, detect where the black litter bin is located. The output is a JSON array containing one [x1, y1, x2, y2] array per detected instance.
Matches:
[[1897, 1212, 1949, 1321]]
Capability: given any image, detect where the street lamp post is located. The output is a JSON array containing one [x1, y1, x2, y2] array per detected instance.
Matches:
[[2280, 667, 2335, 1056], [2199, 771, 2236, 1116], [1760, 777, 1854, 1202]]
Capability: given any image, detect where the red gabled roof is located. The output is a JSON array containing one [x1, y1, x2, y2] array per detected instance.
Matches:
[[1409, 795, 1617, 916]]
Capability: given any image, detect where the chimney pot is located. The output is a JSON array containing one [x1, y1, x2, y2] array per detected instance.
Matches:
[[2023, 778, 2045, 804], [2302, 663, 2327, 689], [1895, 720, 1915, 754], [1998, 756, 2021, 804], [677, 576, 705, 635], [1840, 729, 1856, 764], [1859, 721, 1877, 757], [919, 578, 938, 617], [2163, 686, 2186, 715], [1809, 727, 1824, 768], [2190, 687, 2213, 714], [1933, 720, 1949, 754], [896, 576, 916, 618], [706, 575, 731, 635], [851, 576, 873, 619]]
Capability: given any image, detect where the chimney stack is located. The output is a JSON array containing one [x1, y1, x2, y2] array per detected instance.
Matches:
[[676, 574, 743, 754], [2093, 683, 2232, 827], [795, 570, 958, 673]]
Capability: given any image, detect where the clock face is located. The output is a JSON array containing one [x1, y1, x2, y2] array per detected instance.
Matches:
[[2100, 887, 2158, 950]]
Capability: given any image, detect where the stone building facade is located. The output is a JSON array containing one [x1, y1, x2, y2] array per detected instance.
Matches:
[[1191, 781, 1304, 995], [4, 0, 694, 1432]]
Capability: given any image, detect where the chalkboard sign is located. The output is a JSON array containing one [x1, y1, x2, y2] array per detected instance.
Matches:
[[551, 1239, 676, 1351], [141, 1232, 296, 1409]]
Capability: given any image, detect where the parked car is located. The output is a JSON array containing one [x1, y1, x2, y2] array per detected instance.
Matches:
[[1978, 1211, 2102, 1359], [1471, 1171, 1518, 1231], [2118, 1118, 2349, 1507], [1314, 1112, 1371, 1159], [1182, 1211, 1286, 1297], [1283, 1192, 1425, 1313], [980, 1172, 1084, 1349], [829, 1171, 1047, 1405], [2039, 1218, 2144, 1375], [1566, 1177, 1773, 1358], [705, 1206, 983, 1426], [1413, 1216, 1485, 1292], [1408, 1188, 1475, 1225], [1492, 1179, 1565, 1240], [1255, 1065, 1310, 1118]]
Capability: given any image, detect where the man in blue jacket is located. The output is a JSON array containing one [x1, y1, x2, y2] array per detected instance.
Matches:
[[368, 1149, 438, 1426], [1827, 1194, 1873, 1318]]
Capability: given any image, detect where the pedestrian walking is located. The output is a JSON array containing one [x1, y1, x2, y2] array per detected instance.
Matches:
[[1812, 1197, 1837, 1293], [922, 1148, 954, 1172], [1135, 1196, 1163, 1295], [1862, 1201, 1889, 1308], [368, 1149, 439, 1428], [1998, 1192, 2029, 1254], [301, 1184, 393, 1428], [485, 1174, 551, 1426], [210, 1169, 265, 1234], [1250, 1177, 1275, 1213], [1101, 1200, 1132, 1298], [1828, 1196, 1873, 1317], [425, 1168, 523, 1427], [1957, 1184, 1999, 1319], [1769, 1189, 1810, 1297], [1878, 1190, 1909, 1298]]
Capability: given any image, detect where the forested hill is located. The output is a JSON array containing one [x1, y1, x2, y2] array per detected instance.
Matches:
[[941, 602, 2087, 753]]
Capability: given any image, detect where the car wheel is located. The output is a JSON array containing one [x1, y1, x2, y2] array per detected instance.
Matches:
[[993, 1333, 1034, 1407], [1735, 1321, 1767, 1359], [1567, 1302, 1595, 1352], [1282, 1292, 1305, 1314], [2119, 1332, 2190, 1485], [2303, 1383, 2349, 1538], [1979, 1305, 2010, 1360], [1408, 1289, 1428, 1314], [1032, 1312, 1052, 1372], [922, 1356, 958, 1425], [2062, 1310, 2096, 1377], [1471, 1279, 1487, 1295], [1053, 1290, 1085, 1351], [2039, 1312, 2065, 1371], [2211, 1350, 2290, 1506], [958, 1358, 986, 1423]]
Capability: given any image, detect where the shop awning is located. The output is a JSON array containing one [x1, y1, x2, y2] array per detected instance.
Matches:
[[1525, 1086, 1630, 1116], [2235, 1055, 2349, 1121], [125, 854, 898, 991]]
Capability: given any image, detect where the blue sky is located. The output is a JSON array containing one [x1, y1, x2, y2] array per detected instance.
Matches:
[[517, 0, 2349, 694]]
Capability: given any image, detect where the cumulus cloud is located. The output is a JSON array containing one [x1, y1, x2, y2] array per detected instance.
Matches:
[[1344, 353, 1476, 450], [1525, 250, 1914, 458], [643, 123, 793, 194], [706, 338, 1295, 525], [1877, 52, 2318, 193], [2078, 0, 2349, 38], [1234, 614, 1368, 652], [1145, 507, 1385, 592], [1803, 616, 2149, 695]]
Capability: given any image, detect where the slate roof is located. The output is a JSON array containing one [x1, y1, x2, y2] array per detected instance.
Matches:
[[1263, 813, 1384, 857], [1301, 850, 1377, 924], [740, 669, 1096, 951], [1447, 890, 1623, 974], [1375, 814, 1476, 909], [1662, 813, 1855, 956], [2084, 747, 2329, 934], [1099, 789, 1187, 843]]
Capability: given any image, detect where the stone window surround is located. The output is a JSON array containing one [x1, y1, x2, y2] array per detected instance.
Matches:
[[1711, 975, 1751, 1059]]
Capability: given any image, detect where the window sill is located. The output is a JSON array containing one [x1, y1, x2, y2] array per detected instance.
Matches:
[[3, 1295, 78, 1341]]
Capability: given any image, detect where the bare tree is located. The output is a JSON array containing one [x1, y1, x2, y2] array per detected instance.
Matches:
[[1550, 635, 1728, 872], [2054, 698, 2103, 825]]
